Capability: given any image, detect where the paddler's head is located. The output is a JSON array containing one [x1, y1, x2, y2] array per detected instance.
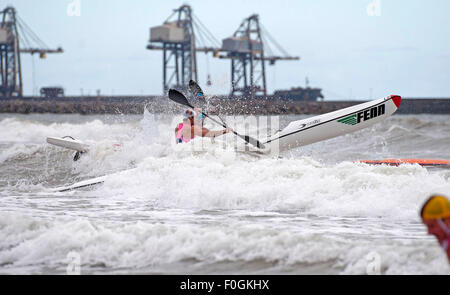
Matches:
[[183, 109, 195, 124], [420, 194, 450, 242]]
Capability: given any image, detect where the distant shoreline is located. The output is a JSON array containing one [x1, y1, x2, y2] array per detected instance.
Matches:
[[0, 97, 449, 115]]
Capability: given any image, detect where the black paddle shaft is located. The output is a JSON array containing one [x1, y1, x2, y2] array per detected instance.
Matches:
[[168, 89, 265, 149]]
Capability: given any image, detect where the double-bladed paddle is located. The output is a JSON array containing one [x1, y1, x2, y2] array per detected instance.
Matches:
[[168, 89, 265, 149]]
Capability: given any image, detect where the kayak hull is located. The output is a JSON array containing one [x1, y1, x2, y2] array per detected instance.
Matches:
[[265, 95, 401, 153], [47, 136, 89, 152], [360, 159, 450, 167]]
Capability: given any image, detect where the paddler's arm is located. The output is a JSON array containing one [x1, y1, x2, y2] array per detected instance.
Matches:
[[193, 126, 232, 138]]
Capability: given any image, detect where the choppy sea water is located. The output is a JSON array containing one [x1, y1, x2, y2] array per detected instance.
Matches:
[[0, 111, 449, 274]]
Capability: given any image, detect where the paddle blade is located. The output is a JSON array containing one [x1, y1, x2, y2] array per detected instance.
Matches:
[[189, 80, 205, 100], [168, 89, 192, 108]]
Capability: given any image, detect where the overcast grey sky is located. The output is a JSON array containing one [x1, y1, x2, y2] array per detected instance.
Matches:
[[2, 0, 450, 100]]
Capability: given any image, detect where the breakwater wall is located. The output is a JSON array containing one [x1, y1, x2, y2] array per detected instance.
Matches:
[[0, 96, 449, 115]]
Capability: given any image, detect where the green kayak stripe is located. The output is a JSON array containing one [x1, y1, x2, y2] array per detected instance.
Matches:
[[339, 118, 356, 123], [337, 114, 355, 121], [338, 117, 356, 123], [337, 115, 357, 125]]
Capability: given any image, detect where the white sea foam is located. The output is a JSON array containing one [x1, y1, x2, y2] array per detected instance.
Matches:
[[0, 212, 448, 275], [0, 113, 449, 274]]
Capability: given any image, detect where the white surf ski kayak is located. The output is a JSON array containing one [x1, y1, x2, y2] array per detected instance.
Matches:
[[51, 175, 107, 192], [265, 95, 401, 153], [47, 136, 89, 152], [50, 168, 137, 192]]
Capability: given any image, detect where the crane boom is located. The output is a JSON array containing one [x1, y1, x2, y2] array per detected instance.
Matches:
[[0, 6, 63, 96]]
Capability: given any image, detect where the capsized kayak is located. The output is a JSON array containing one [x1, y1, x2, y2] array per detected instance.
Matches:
[[360, 159, 450, 167], [47, 136, 89, 152]]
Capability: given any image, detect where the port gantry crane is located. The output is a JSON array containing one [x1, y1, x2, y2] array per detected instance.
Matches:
[[147, 6, 300, 99], [0, 6, 63, 97], [147, 5, 221, 93], [217, 14, 299, 99]]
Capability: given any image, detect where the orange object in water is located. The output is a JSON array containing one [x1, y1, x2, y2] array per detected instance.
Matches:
[[360, 159, 450, 167]]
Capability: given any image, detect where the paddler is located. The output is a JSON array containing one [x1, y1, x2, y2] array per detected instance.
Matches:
[[420, 194, 450, 261], [175, 108, 232, 144]]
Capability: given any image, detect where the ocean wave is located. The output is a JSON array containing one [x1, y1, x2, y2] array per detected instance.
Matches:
[[0, 212, 448, 274], [1, 113, 449, 274]]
